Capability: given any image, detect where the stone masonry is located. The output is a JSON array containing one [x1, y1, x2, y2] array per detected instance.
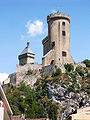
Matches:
[[42, 11, 74, 66], [16, 63, 42, 87], [19, 41, 35, 65]]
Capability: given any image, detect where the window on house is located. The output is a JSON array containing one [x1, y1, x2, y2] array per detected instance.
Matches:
[[62, 51, 67, 57], [62, 31, 66, 36], [52, 41, 55, 48], [62, 22, 65, 26]]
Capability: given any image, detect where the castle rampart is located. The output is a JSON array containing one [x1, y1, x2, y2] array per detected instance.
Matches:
[[47, 12, 70, 23]]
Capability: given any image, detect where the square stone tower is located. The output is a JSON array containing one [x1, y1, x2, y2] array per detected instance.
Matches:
[[18, 41, 35, 65], [42, 11, 73, 66]]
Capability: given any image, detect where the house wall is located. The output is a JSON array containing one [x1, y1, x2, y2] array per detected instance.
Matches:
[[0, 107, 4, 120]]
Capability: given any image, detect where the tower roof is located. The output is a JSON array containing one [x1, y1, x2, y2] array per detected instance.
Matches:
[[20, 41, 34, 55]]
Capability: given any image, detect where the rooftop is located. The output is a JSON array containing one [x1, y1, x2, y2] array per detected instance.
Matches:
[[20, 41, 34, 56]]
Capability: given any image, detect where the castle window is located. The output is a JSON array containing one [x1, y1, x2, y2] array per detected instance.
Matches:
[[62, 22, 65, 26], [50, 60, 54, 65], [62, 51, 67, 57], [52, 41, 55, 48], [62, 31, 66, 36]]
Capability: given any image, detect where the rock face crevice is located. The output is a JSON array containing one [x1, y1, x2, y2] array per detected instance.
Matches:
[[47, 82, 90, 120], [3, 62, 90, 120]]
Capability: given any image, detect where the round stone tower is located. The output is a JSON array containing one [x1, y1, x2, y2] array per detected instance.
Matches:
[[42, 11, 73, 66]]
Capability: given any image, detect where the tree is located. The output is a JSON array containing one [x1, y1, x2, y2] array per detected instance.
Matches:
[[64, 64, 74, 72], [83, 59, 90, 67]]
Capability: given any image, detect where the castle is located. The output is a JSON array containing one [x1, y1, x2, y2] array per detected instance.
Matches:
[[16, 11, 74, 85], [42, 11, 73, 66], [18, 11, 73, 66], [4, 11, 77, 86]]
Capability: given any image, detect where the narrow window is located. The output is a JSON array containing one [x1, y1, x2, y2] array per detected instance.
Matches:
[[62, 22, 65, 26], [62, 31, 66, 36], [52, 41, 55, 48], [62, 51, 67, 57], [51, 60, 54, 65]]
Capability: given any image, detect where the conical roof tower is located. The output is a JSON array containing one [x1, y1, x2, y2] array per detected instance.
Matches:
[[18, 41, 35, 65]]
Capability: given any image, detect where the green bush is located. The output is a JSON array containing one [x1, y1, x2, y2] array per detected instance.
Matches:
[[86, 89, 90, 94], [76, 66, 84, 77], [6, 83, 47, 118], [48, 101, 59, 120], [87, 73, 90, 78], [52, 68, 62, 77], [67, 84, 76, 93], [20, 62, 26, 65], [26, 69, 33, 75], [83, 59, 90, 67], [64, 64, 74, 72]]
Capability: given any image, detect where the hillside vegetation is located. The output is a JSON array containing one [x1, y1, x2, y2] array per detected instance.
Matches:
[[5, 59, 90, 120]]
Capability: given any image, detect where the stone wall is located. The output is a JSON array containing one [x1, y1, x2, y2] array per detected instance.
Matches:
[[16, 63, 42, 87], [42, 64, 65, 76]]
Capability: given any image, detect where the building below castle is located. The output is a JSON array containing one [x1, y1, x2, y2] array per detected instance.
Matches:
[[69, 107, 90, 120]]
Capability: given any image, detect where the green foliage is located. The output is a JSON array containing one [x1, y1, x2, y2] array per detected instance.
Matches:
[[52, 68, 62, 77], [6, 83, 46, 118], [76, 66, 84, 77], [66, 71, 77, 83], [86, 89, 90, 94], [87, 73, 90, 78], [64, 64, 74, 72], [42, 98, 59, 120], [48, 101, 58, 120], [6, 81, 59, 119], [67, 84, 76, 93], [26, 69, 33, 75], [83, 59, 90, 67], [20, 62, 26, 65]]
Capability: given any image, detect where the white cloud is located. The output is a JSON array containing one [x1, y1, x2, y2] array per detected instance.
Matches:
[[25, 20, 44, 37], [0, 73, 9, 84]]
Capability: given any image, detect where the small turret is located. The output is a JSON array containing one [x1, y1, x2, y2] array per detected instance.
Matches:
[[18, 41, 35, 65]]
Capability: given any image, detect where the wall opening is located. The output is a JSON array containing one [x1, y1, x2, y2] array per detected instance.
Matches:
[[62, 31, 66, 36], [52, 41, 55, 48], [62, 51, 67, 57], [62, 22, 65, 26], [50, 60, 54, 65]]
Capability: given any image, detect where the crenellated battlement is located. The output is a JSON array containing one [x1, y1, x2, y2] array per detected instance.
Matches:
[[47, 11, 70, 23]]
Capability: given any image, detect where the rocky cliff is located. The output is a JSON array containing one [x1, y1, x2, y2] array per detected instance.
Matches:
[[4, 60, 90, 120]]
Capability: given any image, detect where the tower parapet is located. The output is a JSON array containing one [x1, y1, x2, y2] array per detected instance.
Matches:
[[47, 12, 70, 23]]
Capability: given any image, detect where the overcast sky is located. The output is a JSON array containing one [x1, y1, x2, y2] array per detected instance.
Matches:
[[0, 0, 90, 82]]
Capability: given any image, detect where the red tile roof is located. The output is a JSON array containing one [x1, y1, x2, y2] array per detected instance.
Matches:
[[11, 116, 49, 120], [26, 118, 49, 120], [11, 116, 24, 120]]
